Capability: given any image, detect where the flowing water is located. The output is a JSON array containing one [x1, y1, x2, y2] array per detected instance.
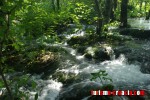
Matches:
[[128, 18, 150, 29], [31, 19, 150, 100], [1, 19, 150, 100]]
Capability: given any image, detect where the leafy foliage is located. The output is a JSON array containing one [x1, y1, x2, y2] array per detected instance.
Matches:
[[0, 0, 149, 99], [0, 74, 38, 100], [91, 70, 113, 85]]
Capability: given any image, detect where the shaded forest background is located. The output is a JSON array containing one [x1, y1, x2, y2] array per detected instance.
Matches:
[[0, 0, 150, 99]]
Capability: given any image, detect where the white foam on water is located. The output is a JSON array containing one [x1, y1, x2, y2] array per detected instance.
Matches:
[[83, 55, 150, 86], [65, 30, 85, 39], [58, 53, 150, 90], [59, 65, 80, 75], [38, 80, 62, 100], [128, 18, 150, 29], [76, 55, 85, 60], [29, 76, 63, 100]]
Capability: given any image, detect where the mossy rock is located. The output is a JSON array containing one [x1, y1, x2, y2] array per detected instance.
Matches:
[[84, 47, 112, 61], [67, 36, 88, 46], [93, 48, 111, 61], [27, 51, 59, 74], [77, 46, 87, 54], [84, 53, 93, 60], [52, 71, 79, 84]]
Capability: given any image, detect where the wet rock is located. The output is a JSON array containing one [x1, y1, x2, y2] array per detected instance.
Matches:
[[84, 53, 93, 60], [114, 46, 150, 62], [57, 81, 102, 100], [77, 46, 87, 54], [84, 47, 113, 61], [27, 51, 59, 74], [67, 36, 88, 46], [52, 71, 79, 84], [57, 81, 115, 100], [94, 48, 110, 60], [119, 28, 150, 39], [141, 62, 150, 74], [114, 46, 132, 58], [114, 44, 150, 74]]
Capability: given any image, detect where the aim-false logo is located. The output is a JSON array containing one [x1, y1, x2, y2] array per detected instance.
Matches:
[[91, 90, 145, 96]]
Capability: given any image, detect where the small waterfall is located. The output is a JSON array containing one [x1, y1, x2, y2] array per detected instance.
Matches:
[[30, 32, 150, 99], [29, 75, 63, 100], [2, 23, 150, 100]]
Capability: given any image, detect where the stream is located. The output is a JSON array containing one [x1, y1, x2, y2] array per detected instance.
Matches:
[[33, 18, 150, 100], [1, 18, 150, 100], [28, 19, 150, 100]]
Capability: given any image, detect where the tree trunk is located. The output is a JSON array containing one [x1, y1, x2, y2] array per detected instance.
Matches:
[[120, 0, 128, 28], [146, 10, 150, 20], [0, 0, 13, 99], [139, 1, 142, 12], [52, 0, 55, 11], [111, 0, 118, 21], [0, 14, 13, 100], [104, 0, 113, 23], [145, 2, 147, 12], [56, 0, 60, 11], [94, 0, 103, 35], [114, 0, 117, 10]]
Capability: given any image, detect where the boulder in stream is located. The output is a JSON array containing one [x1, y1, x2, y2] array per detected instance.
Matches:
[[57, 81, 115, 100], [84, 46, 113, 61], [57, 81, 102, 100]]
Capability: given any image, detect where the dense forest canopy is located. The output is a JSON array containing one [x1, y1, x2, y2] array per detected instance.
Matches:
[[0, 0, 150, 99]]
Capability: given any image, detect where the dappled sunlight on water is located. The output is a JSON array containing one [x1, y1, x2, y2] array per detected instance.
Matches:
[[128, 18, 150, 29]]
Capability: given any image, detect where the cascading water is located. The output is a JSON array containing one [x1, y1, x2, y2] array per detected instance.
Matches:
[[31, 78, 63, 100], [56, 45, 150, 89], [1, 20, 150, 100], [54, 22, 150, 99], [35, 23, 150, 99]]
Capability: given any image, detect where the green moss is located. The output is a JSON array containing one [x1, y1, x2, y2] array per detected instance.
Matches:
[[67, 36, 88, 46], [77, 46, 87, 54], [52, 72, 78, 84], [26, 51, 59, 74], [84, 53, 93, 59]]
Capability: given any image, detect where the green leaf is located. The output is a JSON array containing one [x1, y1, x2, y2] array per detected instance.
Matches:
[[12, 43, 20, 51], [0, 81, 4, 88], [32, 81, 37, 89], [34, 93, 38, 100]]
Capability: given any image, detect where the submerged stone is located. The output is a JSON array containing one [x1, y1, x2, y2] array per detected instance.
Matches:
[[119, 28, 150, 39]]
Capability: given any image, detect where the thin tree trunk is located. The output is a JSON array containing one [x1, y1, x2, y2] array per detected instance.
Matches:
[[0, 13, 13, 99], [94, 0, 103, 34], [139, 1, 142, 12], [114, 0, 117, 10], [145, 2, 147, 12], [56, 0, 60, 11], [146, 9, 150, 20], [0, 0, 13, 98], [104, 0, 113, 24], [52, 0, 55, 11], [110, 0, 118, 21], [120, 0, 128, 28], [0, 67, 13, 99]]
